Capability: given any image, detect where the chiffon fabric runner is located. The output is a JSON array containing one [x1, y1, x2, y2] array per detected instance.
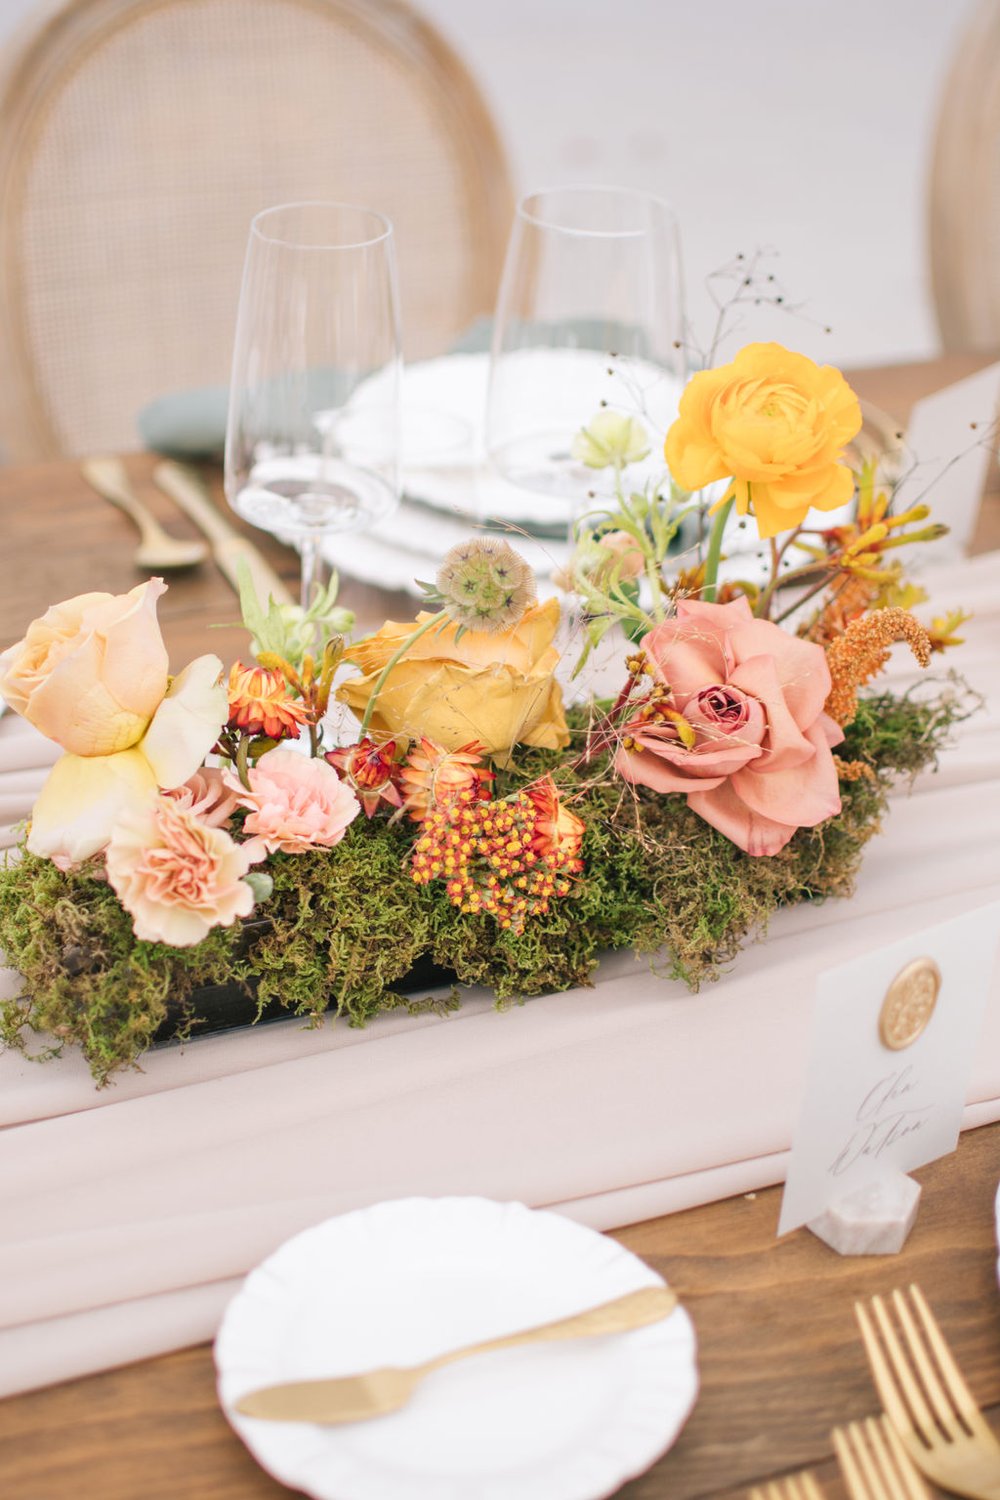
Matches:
[[1, 554, 998, 1397]]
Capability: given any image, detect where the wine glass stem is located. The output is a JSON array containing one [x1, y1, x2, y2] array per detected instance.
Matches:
[[298, 532, 328, 610]]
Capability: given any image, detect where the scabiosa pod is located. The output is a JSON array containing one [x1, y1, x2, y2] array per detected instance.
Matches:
[[432, 537, 537, 636]]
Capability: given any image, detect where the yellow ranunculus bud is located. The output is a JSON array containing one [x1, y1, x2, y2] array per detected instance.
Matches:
[[663, 342, 863, 540]]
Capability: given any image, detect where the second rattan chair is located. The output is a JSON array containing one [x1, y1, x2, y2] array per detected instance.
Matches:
[[929, 0, 1000, 353]]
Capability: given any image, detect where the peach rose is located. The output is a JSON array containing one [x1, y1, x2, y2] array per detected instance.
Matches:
[[26, 653, 228, 865], [1, 580, 228, 865], [615, 597, 843, 856], [337, 598, 569, 760], [0, 579, 170, 755], [664, 342, 862, 540], [596, 530, 645, 582], [106, 794, 256, 947], [229, 748, 359, 854]]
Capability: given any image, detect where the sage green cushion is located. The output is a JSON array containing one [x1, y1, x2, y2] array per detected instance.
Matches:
[[137, 386, 228, 460]]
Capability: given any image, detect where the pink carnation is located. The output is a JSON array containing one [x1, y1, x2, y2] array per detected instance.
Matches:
[[106, 794, 256, 947], [615, 597, 842, 856], [229, 748, 360, 855]]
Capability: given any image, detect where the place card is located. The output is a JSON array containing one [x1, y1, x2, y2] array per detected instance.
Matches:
[[778, 901, 1000, 1236], [892, 360, 1000, 560]]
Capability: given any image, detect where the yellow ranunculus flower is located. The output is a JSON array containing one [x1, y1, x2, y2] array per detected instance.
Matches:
[[338, 598, 569, 760], [663, 342, 863, 540]]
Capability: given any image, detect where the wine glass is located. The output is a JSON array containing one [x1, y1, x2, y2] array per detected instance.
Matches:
[[224, 201, 402, 608], [486, 186, 685, 527]]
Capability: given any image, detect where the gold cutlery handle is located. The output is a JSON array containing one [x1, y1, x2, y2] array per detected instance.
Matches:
[[153, 461, 294, 606], [421, 1285, 678, 1376], [81, 457, 174, 551]]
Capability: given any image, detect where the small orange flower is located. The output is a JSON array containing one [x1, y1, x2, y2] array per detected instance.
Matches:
[[227, 661, 309, 741], [524, 775, 585, 862], [401, 737, 495, 822], [325, 738, 403, 819]]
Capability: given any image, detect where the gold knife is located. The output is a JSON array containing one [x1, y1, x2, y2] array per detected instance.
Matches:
[[152, 461, 294, 607], [233, 1284, 679, 1425]]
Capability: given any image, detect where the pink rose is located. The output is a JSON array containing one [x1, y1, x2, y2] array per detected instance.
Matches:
[[229, 748, 360, 854], [615, 597, 842, 856], [106, 795, 256, 947]]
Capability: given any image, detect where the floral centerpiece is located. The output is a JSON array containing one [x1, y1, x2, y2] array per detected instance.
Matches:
[[0, 343, 972, 1083]]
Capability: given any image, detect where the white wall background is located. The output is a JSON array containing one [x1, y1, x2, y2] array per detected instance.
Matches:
[[0, 0, 978, 369], [415, 0, 976, 368]]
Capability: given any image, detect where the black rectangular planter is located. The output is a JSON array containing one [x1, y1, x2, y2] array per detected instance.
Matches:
[[151, 920, 456, 1045]]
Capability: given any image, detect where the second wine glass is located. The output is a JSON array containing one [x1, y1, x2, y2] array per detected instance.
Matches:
[[224, 201, 402, 608], [486, 186, 685, 528]]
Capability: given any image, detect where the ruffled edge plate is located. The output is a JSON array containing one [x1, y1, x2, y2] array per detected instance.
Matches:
[[215, 1196, 698, 1500]]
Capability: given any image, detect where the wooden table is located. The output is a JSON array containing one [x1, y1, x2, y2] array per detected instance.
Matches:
[[1, 355, 999, 1499]]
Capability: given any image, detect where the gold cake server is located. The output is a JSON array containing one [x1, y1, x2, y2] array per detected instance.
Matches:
[[234, 1284, 679, 1425]]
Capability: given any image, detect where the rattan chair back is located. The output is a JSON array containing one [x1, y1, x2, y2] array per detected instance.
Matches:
[[0, 0, 513, 460], [930, 0, 1000, 352]]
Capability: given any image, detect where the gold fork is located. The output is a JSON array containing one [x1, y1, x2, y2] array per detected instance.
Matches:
[[833, 1415, 932, 1499], [748, 1473, 826, 1500], [855, 1283, 1000, 1500]]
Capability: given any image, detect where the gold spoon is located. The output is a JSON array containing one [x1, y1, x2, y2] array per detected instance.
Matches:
[[81, 456, 209, 571], [233, 1284, 679, 1425]]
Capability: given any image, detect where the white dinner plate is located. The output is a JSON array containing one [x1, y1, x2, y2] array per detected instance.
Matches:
[[325, 499, 570, 596], [216, 1196, 698, 1500], [345, 351, 681, 532]]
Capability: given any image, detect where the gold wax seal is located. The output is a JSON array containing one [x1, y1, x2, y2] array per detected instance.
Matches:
[[879, 957, 941, 1050]]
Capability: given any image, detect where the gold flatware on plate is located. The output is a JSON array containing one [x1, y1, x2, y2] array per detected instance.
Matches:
[[152, 460, 294, 607], [834, 1415, 931, 1500], [855, 1283, 1000, 1500], [748, 1471, 826, 1500], [81, 456, 209, 571], [234, 1284, 678, 1425]]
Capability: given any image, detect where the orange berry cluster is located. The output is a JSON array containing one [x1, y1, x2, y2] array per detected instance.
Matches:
[[410, 792, 582, 934]]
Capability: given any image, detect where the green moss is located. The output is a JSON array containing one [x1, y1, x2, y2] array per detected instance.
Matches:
[[233, 820, 433, 1026], [0, 854, 242, 1085], [0, 682, 969, 1082]]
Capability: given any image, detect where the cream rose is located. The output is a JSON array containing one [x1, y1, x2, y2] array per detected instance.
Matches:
[[1, 580, 229, 865], [0, 579, 170, 755], [27, 653, 228, 866]]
